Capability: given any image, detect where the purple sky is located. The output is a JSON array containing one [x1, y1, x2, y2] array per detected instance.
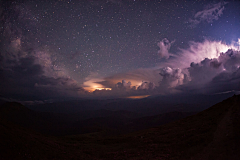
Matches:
[[0, 0, 240, 101]]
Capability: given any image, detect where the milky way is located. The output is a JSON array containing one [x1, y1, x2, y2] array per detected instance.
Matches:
[[0, 0, 240, 101]]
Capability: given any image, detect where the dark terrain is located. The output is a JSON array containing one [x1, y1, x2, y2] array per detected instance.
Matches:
[[0, 94, 240, 159]]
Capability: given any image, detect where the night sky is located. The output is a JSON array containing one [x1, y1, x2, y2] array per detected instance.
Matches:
[[1, 0, 240, 101]]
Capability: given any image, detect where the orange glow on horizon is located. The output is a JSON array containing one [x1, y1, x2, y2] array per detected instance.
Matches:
[[125, 95, 150, 99], [95, 88, 112, 91], [84, 84, 112, 92], [83, 78, 144, 92]]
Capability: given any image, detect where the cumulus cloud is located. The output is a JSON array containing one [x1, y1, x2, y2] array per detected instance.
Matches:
[[90, 39, 240, 96], [157, 38, 175, 59], [91, 39, 240, 97], [188, 58, 223, 84], [91, 79, 157, 98], [155, 38, 240, 95], [161, 39, 236, 69], [137, 81, 155, 90], [189, 2, 227, 28], [115, 80, 132, 90], [176, 49, 240, 94], [158, 67, 188, 90], [91, 79, 132, 98], [94, 68, 160, 89]]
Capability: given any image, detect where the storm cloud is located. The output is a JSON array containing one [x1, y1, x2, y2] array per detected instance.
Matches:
[[87, 39, 240, 97], [177, 49, 240, 94]]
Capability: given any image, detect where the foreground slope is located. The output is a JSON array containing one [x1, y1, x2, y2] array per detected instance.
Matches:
[[0, 102, 92, 159], [63, 94, 240, 160], [0, 95, 240, 159]]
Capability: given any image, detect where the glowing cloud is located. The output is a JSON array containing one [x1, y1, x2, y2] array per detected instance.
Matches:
[[83, 72, 107, 91], [86, 39, 240, 96], [83, 79, 105, 92], [162, 39, 238, 69], [159, 67, 186, 88]]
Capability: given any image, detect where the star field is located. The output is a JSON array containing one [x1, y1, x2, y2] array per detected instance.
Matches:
[[12, 0, 216, 79], [0, 0, 240, 100]]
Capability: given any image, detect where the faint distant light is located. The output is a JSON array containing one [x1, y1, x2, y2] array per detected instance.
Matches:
[[126, 95, 150, 99], [95, 88, 112, 91], [59, 48, 60, 49]]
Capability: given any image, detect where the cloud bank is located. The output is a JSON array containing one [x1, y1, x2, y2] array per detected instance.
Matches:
[[162, 39, 235, 69], [0, 47, 86, 100], [0, 3, 86, 100], [91, 39, 240, 97], [177, 49, 240, 94]]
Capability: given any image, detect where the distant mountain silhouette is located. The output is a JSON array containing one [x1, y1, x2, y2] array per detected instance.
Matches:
[[29, 93, 233, 115], [0, 101, 195, 136], [0, 102, 30, 112], [0, 95, 240, 159]]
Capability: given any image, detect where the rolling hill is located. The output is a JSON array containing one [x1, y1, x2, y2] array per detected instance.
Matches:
[[0, 94, 240, 159], [0, 102, 196, 136]]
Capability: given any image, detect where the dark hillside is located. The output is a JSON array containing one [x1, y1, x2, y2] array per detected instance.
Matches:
[[0, 95, 240, 159], [0, 116, 91, 159], [64, 94, 240, 159]]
